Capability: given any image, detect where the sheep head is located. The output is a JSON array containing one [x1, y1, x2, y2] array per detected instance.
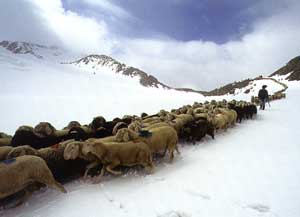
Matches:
[[82, 141, 107, 160], [64, 142, 82, 160], [6, 145, 38, 159], [115, 128, 130, 142]]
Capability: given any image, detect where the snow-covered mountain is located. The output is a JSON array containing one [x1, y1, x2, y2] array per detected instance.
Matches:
[[0, 40, 204, 134], [68, 54, 170, 88], [270, 56, 300, 81], [0, 40, 62, 59], [205, 56, 300, 96], [0, 40, 298, 134]]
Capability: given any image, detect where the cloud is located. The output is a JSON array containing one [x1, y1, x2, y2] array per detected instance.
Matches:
[[115, 0, 300, 90], [0, 0, 59, 45], [0, 0, 117, 54], [80, 0, 131, 19], [0, 0, 300, 90]]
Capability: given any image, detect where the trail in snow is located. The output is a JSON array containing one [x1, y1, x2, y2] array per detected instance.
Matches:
[[1, 85, 300, 217]]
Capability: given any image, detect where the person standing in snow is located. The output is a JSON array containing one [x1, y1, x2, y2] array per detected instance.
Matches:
[[258, 85, 269, 110]]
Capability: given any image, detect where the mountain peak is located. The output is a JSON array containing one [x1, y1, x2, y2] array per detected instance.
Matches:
[[71, 54, 170, 89], [270, 56, 300, 81], [0, 40, 60, 59]]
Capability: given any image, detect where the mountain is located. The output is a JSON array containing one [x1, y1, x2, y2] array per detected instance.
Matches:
[[270, 56, 300, 81], [0, 40, 62, 59], [204, 56, 300, 96], [68, 55, 171, 89], [0, 40, 297, 98]]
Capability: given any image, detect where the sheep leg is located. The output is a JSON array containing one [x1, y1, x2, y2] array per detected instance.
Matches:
[[106, 161, 122, 175], [14, 189, 33, 208], [36, 169, 67, 193], [175, 145, 180, 154], [83, 161, 100, 179], [92, 167, 105, 184], [144, 164, 154, 174], [2, 189, 32, 209], [168, 147, 175, 163]]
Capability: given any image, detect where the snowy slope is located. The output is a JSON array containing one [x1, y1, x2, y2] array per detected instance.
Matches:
[[217, 78, 286, 102], [0, 43, 204, 135], [1, 83, 300, 217], [1, 40, 300, 217]]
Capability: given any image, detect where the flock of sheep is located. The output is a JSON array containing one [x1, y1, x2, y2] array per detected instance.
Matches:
[[251, 91, 286, 105], [0, 99, 259, 208]]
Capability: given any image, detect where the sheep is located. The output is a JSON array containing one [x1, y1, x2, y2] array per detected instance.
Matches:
[[121, 115, 134, 125], [64, 121, 81, 130], [102, 120, 120, 135], [0, 155, 66, 202], [171, 114, 194, 133], [0, 138, 11, 147], [121, 126, 179, 162], [143, 122, 171, 131], [6, 145, 38, 159], [93, 127, 112, 138], [142, 119, 164, 128], [61, 126, 91, 141], [90, 116, 106, 130], [228, 103, 244, 123], [141, 112, 148, 118], [142, 116, 161, 124], [207, 112, 228, 131], [0, 132, 12, 147], [179, 119, 214, 143], [10, 126, 36, 147], [214, 108, 237, 126], [63, 141, 101, 179], [11, 125, 62, 149], [128, 121, 143, 133], [33, 122, 56, 138], [61, 125, 110, 141], [112, 122, 128, 135], [81, 140, 154, 180], [0, 146, 13, 161], [7, 141, 88, 183]]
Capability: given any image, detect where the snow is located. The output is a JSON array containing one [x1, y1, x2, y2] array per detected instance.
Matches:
[[1, 47, 300, 217], [0, 48, 204, 134], [1, 84, 300, 217]]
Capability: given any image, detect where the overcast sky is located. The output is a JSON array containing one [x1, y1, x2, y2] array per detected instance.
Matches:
[[0, 0, 300, 90]]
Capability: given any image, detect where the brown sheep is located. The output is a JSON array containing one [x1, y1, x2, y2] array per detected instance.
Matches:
[[112, 122, 128, 135], [207, 112, 228, 131], [5, 145, 38, 159], [0, 155, 66, 202], [0, 132, 12, 147], [0, 138, 12, 147], [6, 140, 88, 183], [214, 108, 237, 126], [63, 141, 101, 179], [81, 140, 154, 180], [121, 127, 179, 162], [0, 146, 13, 161]]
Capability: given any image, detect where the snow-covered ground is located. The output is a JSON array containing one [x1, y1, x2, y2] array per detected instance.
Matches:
[[0, 47, 204, 134], [1, 44, 300, 217], [1, 83, 300, 217]]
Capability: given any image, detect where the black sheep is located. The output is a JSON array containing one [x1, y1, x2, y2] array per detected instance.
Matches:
[[179, 119, 214, 144], [11, 125, 61, 149], [89, 116, 106, 130]]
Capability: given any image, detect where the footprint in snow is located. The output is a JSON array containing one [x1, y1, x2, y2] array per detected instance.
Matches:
[[185, 190, 211, 200], [157, 210, 190, 217], [247, 203, 270, 213]]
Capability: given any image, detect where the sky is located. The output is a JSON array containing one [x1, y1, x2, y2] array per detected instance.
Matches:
[[0, 0, 300, 90]]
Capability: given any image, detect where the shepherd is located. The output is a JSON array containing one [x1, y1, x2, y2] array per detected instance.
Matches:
[[258, 85, 269, 110]]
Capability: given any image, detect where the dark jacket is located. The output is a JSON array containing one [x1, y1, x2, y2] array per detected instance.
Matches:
[[258, 89, 269, 100]]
